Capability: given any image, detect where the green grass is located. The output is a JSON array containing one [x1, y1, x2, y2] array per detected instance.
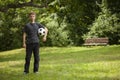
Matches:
[[0, 45, 120, 80]]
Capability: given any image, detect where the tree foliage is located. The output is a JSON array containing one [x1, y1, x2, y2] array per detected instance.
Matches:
[[84, 0, 120, 44], [0, 0, 120, 51]]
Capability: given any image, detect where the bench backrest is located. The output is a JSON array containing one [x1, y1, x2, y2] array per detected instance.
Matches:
[[85, 38, 109, 43]]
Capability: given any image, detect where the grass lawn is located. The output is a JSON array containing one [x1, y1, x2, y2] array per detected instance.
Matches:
[[0, 45, 120, 80]]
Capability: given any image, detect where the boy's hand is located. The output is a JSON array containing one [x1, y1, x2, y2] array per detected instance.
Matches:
[[42, 36, 47, 42], [23, 43, 26, 48], [42, 27, 48, 42]]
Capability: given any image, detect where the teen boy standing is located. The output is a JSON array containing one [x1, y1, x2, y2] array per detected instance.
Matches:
[[23, 12, 48, 74]]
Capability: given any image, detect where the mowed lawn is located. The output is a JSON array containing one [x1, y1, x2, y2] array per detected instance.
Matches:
[[0, 45, 120, 80]]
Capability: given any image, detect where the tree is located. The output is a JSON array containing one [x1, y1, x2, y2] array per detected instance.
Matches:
[[84, 0, 120, 44], [0, 0, 50, 51]]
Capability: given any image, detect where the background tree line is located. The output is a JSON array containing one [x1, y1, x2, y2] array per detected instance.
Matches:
[[0, 0, 120, 51]]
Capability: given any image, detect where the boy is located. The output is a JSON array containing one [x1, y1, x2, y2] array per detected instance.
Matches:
[[23, 12, 48, 74]]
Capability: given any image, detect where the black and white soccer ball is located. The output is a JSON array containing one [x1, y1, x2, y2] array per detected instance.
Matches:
[[38, 28, 45, 36]]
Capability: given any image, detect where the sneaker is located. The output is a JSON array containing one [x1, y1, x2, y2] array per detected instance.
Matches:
[[23, 72, 29, 75], [34, 71, 39, 74]]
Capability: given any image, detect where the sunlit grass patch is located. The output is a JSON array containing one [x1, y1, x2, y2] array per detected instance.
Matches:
[[0, 45, 120, 80]]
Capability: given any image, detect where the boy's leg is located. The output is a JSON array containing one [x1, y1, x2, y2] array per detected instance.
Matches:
[[33, 43, 40, 72], [24, 44, 33, 73]]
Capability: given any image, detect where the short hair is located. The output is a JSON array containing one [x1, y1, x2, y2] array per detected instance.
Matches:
[[29, 12, 36, 16]]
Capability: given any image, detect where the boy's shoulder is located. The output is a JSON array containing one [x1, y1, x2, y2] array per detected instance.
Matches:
[[26, 23, 31, 26], [35, 22, 45, 28], [35, 22, 41, 25]]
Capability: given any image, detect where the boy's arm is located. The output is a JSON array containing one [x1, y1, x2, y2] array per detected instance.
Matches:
[[23, 32, 26, 48], [43, 27, 48, 42]]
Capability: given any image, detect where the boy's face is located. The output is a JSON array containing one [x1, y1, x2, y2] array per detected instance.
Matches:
[[29, 14, 36, 21]]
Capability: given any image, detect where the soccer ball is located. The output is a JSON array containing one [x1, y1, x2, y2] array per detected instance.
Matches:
[[38, 28, 45, 35]]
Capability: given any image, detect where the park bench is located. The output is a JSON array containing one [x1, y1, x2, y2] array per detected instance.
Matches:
[[83, 37, 109, 46]]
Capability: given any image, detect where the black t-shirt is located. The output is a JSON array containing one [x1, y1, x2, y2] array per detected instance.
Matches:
[[23, 22, 44, 44]]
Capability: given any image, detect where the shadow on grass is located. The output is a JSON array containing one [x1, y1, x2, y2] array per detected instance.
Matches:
[[0, 46, 120, 64], [0, 53, 25, 62], [41, 46, 120, 64]]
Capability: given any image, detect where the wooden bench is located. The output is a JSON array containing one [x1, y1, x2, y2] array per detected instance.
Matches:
[[83, 38, 109, 46]]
